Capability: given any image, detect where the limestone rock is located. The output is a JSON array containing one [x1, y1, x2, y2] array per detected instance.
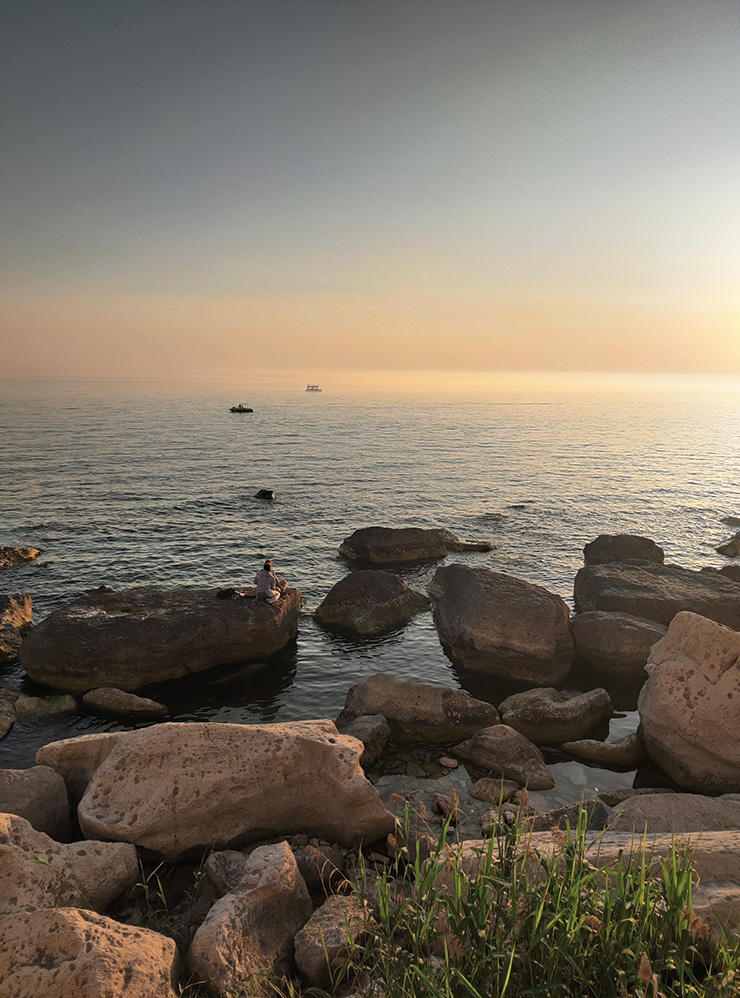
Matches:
[[294, 894, 368, 988], [717, 531, 740, 557], [583, 534, 664, 565], [0, 907, 179, 998], [638, 613, 740, 793], [292, 842, 347, 894], [206, 849, 249, 895], [0, 765, 71, 840], [339, 526, 494, 564], [315, 570, 430, 636], [574, 562, 740, 629], [0, 682, 19, 739], [559, 732, 646, 768], [43, 721, 394, 859], [0, 593, 32, 663], [608, 793, 740, 833], [570, 611, 667, 680], [336, 672, 499, 743], [335, 714, 391, 767], [469, 777, 519, 804], [498, 687, 613, 744], [0, 812, 138, 915], [189, 840, 312, 997], [82, 687, 167, 717], [14, 693, 77, 716], [452, 725, 555, 790], [19, 585, 302, 691], [0, 546, 40, 569], [36, 731, 120, 804], [430, 564, 573, 684], [529, 799, 612, 832]]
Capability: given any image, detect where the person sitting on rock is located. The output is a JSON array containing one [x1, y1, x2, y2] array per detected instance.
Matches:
[[254, 559, 287, 604]]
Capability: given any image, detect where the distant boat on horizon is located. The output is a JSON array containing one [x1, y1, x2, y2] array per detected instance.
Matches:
[[305, 384, 323, 392]]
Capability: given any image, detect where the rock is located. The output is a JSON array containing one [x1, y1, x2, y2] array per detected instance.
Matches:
[[206, 849, 250, 895], [0, 812, 138, 915], [574, 561, 740, 629], [469, 777, 519, 804], [189, 840, 312, 997], [439, 756, 458, 769], [452, 725, 555, 790], [638, 612, 740, 793], [0, 908, 179, 997], [335, 714, 391, 767], [559, 732, 646, 768], [294, 894, 368, 988], [597, 787, 676, 807], [42, 721, 394, 860], [14, 693, 77, 716], [82, 687, 167, 717], [0, 765, 71, 840], [0, 546, 40, 569], [529, 799, 612, 832], [583, 534, 665, 565], [19, 585, 302, 691], [315, 570, 430, 636], [719, 565, 740, 582], [0, 683, 19, 739], [717, 530, 740, 557], [570, 611, 667, 681], [429, 564, 573, 684], [36, 731, 120, 804], [339, 526, 495, 564], [335, 672, 499, 743], [255, 489, 276, 500], [292, 842, 347, 894], [608, 793, 740, 833], [497, 687, 613, 744], [0, 593, 32, 663]]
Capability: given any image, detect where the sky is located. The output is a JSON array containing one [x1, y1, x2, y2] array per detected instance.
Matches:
[[1, 0, 739, 384]]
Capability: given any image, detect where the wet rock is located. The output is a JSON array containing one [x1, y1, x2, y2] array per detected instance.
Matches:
[[335, 714, 391, 767], [608, 793, 740, 833], [717, 531, 740, 557], [574, 562, 740, 629], [498, 687, 613, 744], [254, 489, 276, 500], [452, 725, 555, 790], [294, 894, 368, 988], [339, 526, 495, 564], [0, 765, 71, 840], [82, 687, 167, 717], [430, 564, 573, 684], [0, 546, 40, 569], [19, 585, 302, 691], [336, 672, 499, 743], [570, 611, 667, 681], [315, 570, 430, 636], [0, 907, 179, 998], [560, 732, 646, 768], [638, 612, 740, 793], [583, 534, 664, 565]]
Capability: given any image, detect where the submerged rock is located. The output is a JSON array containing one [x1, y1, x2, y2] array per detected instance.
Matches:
[[315, 569, 429, 636], [570, 610, 666, 681], [339, 526, 495, 564], [583, 534, 664, 565], [498, 687, 613, 744], [430, 564, 573, 683], [0, 546, 40, 570], [19, 585, 301, 691]]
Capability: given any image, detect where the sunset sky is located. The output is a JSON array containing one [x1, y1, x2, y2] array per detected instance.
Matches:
[[1, 0, 739, 384]]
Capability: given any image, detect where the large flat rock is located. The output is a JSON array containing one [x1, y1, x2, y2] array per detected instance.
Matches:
[[19, 586, 301, 691], [339, 526, 494, 564], [574, 562, 740, 629]]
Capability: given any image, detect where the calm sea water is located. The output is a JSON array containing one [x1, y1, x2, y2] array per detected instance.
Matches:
[[1, 380, 738, 807]]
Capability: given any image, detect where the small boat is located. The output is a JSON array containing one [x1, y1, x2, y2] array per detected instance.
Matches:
[[305, 384, 322, 392], [229, 404, 254, 413]]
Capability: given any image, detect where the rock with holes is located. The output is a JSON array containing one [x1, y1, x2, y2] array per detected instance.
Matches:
[[339, 526, 495, 564], [315, 570, 430, 636], [497, 687, 613, 744]]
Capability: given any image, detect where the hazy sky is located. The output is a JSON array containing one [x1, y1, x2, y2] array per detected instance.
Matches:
[[1, 0, 739, 382]]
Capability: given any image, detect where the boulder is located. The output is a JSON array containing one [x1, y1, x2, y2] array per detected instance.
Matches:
[[717, 530, 740, 557], [335, 673, 499, 743], [339, 526, 495, 564], [335, 714, 391, 767], [0, 765, 71, 840], [0, 593, 32, 663], [294, 894, 368, 988], [206, 849, 250, 895], [189, 840, 312, 997], [559, 732, 646, 768], [528, 799, 612, 833], [41, 721, 394, 860], [638, 612, 740, 793], [469, 777, 519, 804], [14, 693, 77, 716], [608, 793, 740, 833], [36, 731, 120, 804], [497, 687, 613, 744], [570, 611, 666, 681], [0, 546, 40, 569], [452, 725, 555, 790], [19, 585, 302, 691], [315, 570, 430, 636], [574, 562, 740, 630], [0, 683, 19, 739], [0, 812, 138, 915], [82, 687, 167, 717], [429, 564, 573, 684], [583, 534, 664, 565], [0, 908, 179, 998], [292, 841, 347, 894]]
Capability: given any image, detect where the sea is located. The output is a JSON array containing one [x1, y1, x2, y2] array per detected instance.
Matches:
[[1, 378, 738, 815]]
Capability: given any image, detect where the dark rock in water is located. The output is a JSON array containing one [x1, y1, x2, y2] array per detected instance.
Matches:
[[0, 765, 71, 840], [339, 526, 495, 564], [717, 530, 740, 557], [254, 489, 276, 500], [583, 534, 664, 565], [719, 565, 740, 582], [82, 687, 167, 718], [0, 593, 32, 664], [569, 610, 667, 680], [452, 725, 555, 790], [335, 713, 391, 767], [559, 732, 645, 768], [498, 687, 613, 745], [429, 563, 573, 684], [0, 546, 40, 570], [19, 587, 301, 691], [315, 570, 429, 636], [574, 561, 740, 629]]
